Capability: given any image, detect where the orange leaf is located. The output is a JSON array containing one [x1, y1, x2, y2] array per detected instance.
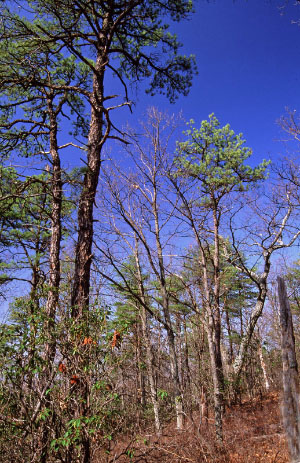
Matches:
[[70, 375, 80, 385], [58, 362, 67, 373], [111, 330, 121, 349]]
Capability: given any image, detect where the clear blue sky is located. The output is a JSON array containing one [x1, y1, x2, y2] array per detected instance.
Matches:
[[119, 0, 300, 165], [2, 0, 300, 318]]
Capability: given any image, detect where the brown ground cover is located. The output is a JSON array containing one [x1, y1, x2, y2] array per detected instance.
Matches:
[[96, 392, 289, 463]]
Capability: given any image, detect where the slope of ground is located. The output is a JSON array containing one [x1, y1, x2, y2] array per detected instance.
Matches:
[[225, 392, 288, 463], [96, 392, 289, 463]]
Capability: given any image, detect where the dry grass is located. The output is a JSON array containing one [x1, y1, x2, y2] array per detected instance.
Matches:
[[95, 392, 289, 463], [224, 392, 288, 463]]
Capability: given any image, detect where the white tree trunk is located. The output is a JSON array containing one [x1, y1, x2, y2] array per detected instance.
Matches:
[[258, 342, 270, 392]]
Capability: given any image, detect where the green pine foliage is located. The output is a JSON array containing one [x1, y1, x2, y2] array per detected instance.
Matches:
[[176, 114, 270, 203]]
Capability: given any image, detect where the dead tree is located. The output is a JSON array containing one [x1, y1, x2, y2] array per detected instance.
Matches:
[[226, 184, 300, 381], [278, 276, 300, 463]]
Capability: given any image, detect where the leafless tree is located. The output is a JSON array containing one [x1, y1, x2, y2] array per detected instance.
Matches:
[[226, 181, 300, 380], [94, 109, 185, 430]]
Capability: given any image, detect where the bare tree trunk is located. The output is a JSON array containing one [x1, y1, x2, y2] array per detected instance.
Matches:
[[206, 325, 224, 441], [153, 195, 183, 430], [182, 315, 192, 418], [233, 279, 268, 379], [136, 322, 146, 410], [225, 304, 234, 365], [278, 276, 300, 463], [199, 386, 208, 426], [199, 241, 224, 441], [28, 260, 41, 387], [152, 268, 183, 430], [70, 32, 111, 462], [71, 11, 112, 317], [134, 240, 161, 434], [71, 104, 103, 316], [221, 343, 232, 380], [40, 97, 62, 463], [176, 315, 183, 386], [140, 307, 161, 434], [45, 97, 62, 359], [258, 341, 270, 393]]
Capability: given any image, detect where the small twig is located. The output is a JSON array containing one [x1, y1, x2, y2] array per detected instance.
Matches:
[[245, 432, 284, 440], [155, 445, 196, 462]]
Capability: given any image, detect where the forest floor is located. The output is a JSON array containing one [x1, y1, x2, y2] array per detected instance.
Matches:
[[224, 392, 287, 463], [97, 392, 289, 463]]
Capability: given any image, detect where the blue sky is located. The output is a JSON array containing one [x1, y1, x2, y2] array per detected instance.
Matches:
[[55, 0, 300, 170], [2, 0, 300, 317], [120, 0, 300, 165]]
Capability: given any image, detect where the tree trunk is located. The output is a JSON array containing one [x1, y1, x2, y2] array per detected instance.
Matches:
[[258, 341, 270, 393], [225, 303, 234, 365], [233, 285, 267, 379], [277, 276, 300, 463], [134, 240, 161, 434], [182, 315, 192, 417], [40, 98, 62, 463], [136, 322, 146, 410], [71, 37, 109, 317], [199, 386, 208, 426], [233, 254, 271, 381], [70, 28, 111, 460], [199, 241, 224, 441], [140, 307, 161, 434], [45, 97, 62, 355], [153, 182, 183, 430], [206, 324, 224, 441]]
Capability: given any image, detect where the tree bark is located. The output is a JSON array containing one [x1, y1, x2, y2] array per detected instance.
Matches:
[[70, 26, 110, 463], [66, 53, 105, 463], [45, 95, 62, 352], [71, 43, 107, 317], [225, 302, 234, 365], [41, 96, 62, 463], [278, 276, 300, 463]]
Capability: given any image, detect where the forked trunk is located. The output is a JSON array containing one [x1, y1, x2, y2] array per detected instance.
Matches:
[[71, 40, 108, 317], [70, 44, 108, 463]]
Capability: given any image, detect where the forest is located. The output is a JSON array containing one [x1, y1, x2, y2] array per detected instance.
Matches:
[[1, 1, 300, 463]]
